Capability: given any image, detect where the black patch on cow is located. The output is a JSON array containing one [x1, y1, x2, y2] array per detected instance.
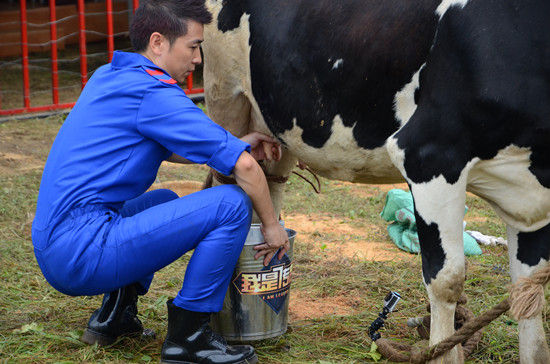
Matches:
[[395, 0, 550, 186], [517, 223, 550, 267], [218, 0, 441, 150], [217, 0, 246, 32], [415, 208, 446, 285], [528, 134, 550, 189]]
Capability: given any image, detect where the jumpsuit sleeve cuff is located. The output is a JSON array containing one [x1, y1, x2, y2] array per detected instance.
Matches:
[[207, 134, 251, 176]]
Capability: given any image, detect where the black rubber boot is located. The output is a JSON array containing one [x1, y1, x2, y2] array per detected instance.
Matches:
[[81, 283, 154, 346], [161, 299, 258, 364]]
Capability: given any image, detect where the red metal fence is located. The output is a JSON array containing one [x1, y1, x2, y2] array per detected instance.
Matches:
[[0, 0, 203, 117]]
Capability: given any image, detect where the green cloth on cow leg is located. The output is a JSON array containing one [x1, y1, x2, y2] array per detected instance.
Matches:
[[380, 189, 482, 256]]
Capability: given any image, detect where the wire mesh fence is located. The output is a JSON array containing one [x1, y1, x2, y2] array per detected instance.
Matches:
[[0, 0, 203, 117]]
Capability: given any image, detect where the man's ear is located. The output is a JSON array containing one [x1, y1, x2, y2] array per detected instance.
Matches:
[[148, 32, 166, 56]]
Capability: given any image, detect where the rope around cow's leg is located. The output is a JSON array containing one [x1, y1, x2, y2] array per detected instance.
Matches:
[[375, 263, 550, 363], [375, 298, 510, 363], [509, 264, 550, 320]]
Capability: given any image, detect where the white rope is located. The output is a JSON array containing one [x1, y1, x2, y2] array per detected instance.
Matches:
[[0, 31, 79, 47], [0, 84, 82, 96], [0, 61, 104, 77], [0, 47, 132, 68], [0, 9, 132, 28], [1, 29, 129, 48], [83, 30, 129, 38]]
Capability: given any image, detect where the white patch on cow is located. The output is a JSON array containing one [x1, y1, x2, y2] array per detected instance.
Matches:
[[408, 162, 476, 252], [393, 65, 424, 126], [436, 0, 469, 19], [385, 136, 406, 175], [507, 226, 550, 363], [203, 1, 270, 136], [279, 116, 403, 183], [332, 59, 343, 70], [467, 145, 550, 231]]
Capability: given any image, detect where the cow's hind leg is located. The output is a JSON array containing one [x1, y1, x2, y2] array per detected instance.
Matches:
[[409, 176, 468, 364], [507, 223, 550, 364]]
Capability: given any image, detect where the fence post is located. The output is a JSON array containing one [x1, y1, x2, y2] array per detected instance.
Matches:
[[49, 0, 59, 105], [186, 74, 193, 91], [77, 0, 88, 88], [20, 0, 31, 109], [106, 0, 114, 61]]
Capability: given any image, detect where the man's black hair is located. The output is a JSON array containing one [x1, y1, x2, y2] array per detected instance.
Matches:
[[130, 0, 213, 52]]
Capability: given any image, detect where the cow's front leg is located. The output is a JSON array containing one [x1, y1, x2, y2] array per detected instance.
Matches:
[[409, 177, 468, 364], [507, 224, 550, 364]]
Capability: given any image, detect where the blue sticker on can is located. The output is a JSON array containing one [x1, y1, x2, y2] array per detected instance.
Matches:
[[232, 252, 292, 314]]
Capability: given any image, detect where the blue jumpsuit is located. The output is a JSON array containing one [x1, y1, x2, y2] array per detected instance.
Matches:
[[32, 51, 252, 313]]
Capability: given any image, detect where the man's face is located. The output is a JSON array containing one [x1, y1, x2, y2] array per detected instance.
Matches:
[[159, 20, 204, 84]]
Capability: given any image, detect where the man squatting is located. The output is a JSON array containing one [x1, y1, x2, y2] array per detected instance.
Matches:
[[31, 0, 289, 363]]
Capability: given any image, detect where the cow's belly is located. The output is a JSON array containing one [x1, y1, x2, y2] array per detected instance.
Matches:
[[467, 145, 550, 232], [278, 116, 404, 183]]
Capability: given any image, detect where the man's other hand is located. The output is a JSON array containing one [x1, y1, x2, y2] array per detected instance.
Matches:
[[253, 222, 289, 266], [240, 132, 282, 162]]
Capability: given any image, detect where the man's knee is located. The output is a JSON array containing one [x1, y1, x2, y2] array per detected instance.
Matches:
[[214, 185, 252, 221]]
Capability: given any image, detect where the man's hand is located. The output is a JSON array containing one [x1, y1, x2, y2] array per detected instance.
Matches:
[[240, 132, 282, 162], [253, 222, 290, 266]]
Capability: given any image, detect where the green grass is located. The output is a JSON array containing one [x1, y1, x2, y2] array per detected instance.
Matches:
[[0, 116, 548, 363]]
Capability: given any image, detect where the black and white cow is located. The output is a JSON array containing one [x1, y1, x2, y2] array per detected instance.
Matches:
[[202, 0, 550, 362]]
